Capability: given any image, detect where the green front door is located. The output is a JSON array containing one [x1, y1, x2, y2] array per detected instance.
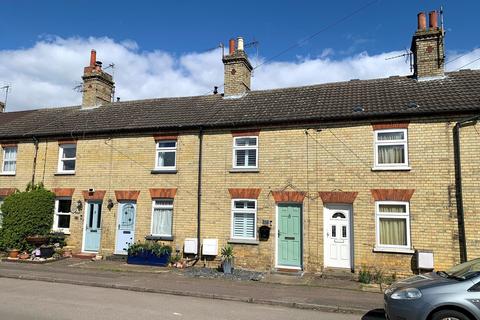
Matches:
[[277, 204, 302, 268]]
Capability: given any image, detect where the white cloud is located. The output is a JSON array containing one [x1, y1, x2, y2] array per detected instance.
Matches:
[[0, 36, 479, 111]]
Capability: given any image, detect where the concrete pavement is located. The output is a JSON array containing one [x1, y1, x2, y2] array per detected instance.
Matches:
[[0, 259, 384, 317], [0, 278, 383, 320]]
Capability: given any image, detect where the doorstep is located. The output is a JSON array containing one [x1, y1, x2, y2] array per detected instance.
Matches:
[[271, 268, 304, 277], [321, 267, 356, 281]]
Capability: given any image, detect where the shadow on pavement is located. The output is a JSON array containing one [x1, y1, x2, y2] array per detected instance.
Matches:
[[361, 309, 385, 319]]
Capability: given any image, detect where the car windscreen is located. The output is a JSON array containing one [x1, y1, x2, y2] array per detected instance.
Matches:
[[446, 258, 480, 280]]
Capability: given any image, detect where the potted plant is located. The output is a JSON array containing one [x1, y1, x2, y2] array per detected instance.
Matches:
[[221, 245, 234, 274], [25, 235, 49, 247], [39, 244, 55, 258], [127, 242, 172, 267], [18, 251, 30, 260], [7, 248, 20, 259]]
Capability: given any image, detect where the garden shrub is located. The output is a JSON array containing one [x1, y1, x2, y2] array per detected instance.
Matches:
[[358, 265, 397, 285], [358, 265, 373, 284], [127, 242, 172, 257], [0, 184, 55, 251]]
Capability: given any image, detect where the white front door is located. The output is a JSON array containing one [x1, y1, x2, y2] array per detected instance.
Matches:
[[324, 204, 352, 269], [115, 202, 136, 255]]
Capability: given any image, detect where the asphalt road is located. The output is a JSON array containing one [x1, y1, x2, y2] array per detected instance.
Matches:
[[0, 278, 383, 320]]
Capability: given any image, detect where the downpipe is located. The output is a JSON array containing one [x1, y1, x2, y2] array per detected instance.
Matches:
[[191, 127, 204, 267], [453, 115, 479, 263], [31, 136, 39, 186]]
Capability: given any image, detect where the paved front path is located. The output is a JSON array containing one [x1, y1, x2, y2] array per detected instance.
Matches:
[[0, 259, 384, 316], [0, 278, 384, 320]]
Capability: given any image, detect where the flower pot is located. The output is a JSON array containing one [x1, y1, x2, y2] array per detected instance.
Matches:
[[19, 253, 30, 260], [25, 235, 49, 247], [40, 246, 55, 258], [63, 249, 73, 258], [8, 249, 20, 259], [222, 259, 234, 274]]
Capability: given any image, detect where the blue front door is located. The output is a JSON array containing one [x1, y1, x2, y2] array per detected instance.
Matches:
[[84, 202, 102, 252], [115, 202, 136, 254], [277, 204, 302, 268]]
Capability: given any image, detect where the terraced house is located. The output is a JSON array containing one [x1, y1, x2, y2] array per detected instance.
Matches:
[[0, 11, 479, 275]]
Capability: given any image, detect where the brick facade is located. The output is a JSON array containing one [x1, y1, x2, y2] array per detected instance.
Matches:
[[228, 188, 261, 199], [52, 188, 75, 197], [411, 29, 445, 78], [114, 190, 141, 201], [0, 118, 479, 276], [223, 47, 252, 96], [81, 50, 114, 108], [318, 191, 358, 204], [370, 189, 415, 201]]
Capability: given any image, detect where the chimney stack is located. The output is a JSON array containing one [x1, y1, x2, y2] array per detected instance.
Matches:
[[81, 49, 115, 108], [411, 10, 445, 79], [222, 36, 253, 97]]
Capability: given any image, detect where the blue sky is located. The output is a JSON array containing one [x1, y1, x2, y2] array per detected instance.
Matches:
[[2, 0, 478, 58], [1, 1, 479, 110]]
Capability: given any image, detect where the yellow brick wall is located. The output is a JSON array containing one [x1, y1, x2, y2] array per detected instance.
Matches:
[[459, 124, 480, 261], [0, 117, 478, 275], [413, 32, 445, 78]]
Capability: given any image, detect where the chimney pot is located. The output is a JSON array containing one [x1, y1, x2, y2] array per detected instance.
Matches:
[[417, 12, 427, 31], [237, 37, 244, 51], [90, 50, 96, 67], [229, 39, 235, 55], [429, 10, 438, 29]]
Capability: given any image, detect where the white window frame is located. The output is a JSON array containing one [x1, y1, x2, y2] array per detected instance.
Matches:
[[150, 199, 174, 237], [232, 136, 258, 169], [53, 197, 72, 234], [231, 199, 257, 240], [2, 146, 17, 175], [375, 201, 411, 252], [373, 129, 410, 170], [57, 144, 76, 174], [155, 140, 177, 171]]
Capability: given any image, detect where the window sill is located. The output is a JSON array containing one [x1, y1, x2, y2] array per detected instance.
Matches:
[[371, 166, 411, 171], [373, 246, 415, 254], [145, 235, 174, 241], [229, 168, 260, 173], [228, 239, 260, 245], [52, 230, 70, 235], [0, 173, 16, 176], [54, 172, 76, 176], [151, 169, 177, 174]]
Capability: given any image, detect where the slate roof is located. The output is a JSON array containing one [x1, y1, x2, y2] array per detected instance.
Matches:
[[1, 70, 480, 139]]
